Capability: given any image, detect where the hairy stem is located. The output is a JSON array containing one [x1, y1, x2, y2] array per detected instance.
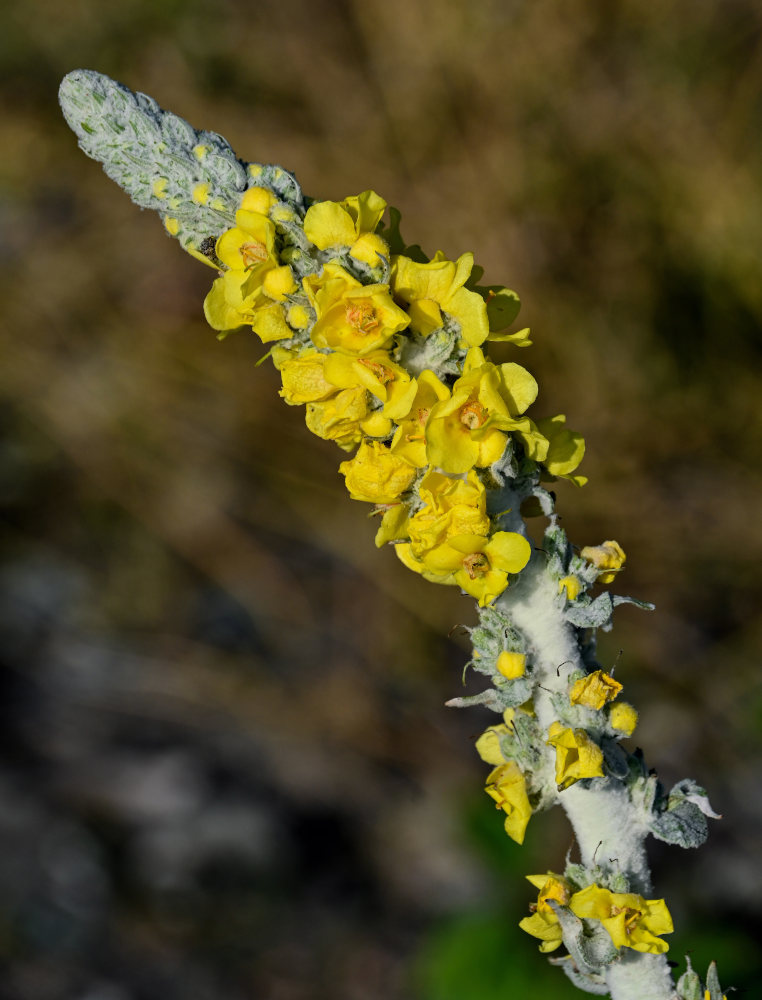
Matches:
[[499, 556, 676, 1000]]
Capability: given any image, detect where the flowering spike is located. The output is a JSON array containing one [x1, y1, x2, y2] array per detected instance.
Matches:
[[59, 71, 724, 1000]]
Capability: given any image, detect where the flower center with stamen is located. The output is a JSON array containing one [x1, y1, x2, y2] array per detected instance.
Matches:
[[359, 359, 394, 384], [462, 552, 489, 579], [610, 905, 641, 936], [407, 407, 430, 442], [459, 400, 488, 429], [239, 241, 268, 268], [345, 299, 379, 334]]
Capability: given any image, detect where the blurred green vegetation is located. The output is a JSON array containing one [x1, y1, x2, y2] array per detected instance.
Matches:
[[1, 1, 762, 997]]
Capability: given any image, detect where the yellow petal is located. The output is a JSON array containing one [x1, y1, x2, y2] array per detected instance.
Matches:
[[498, 363, 538, 414], [474, 725, 508, 766], [350, 233, 389, 266], [484, 532, 532, 575], [251, 302, 292, 343], [304, 201, 356, 249], [203, 278, 244, 332]]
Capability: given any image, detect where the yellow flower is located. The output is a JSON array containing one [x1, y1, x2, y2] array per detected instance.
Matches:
[[581, 540, 626, 584], [304, 263, 410, 355], [304, 190, 389, 266], [609, 702, 638, 737], [373, 502, 410, 548], [278, 350, 337, 405], [484, 761, 532, 844], [339, 440, 416, 504], [305, 387, 374, 451], [536, 414, 587, 485], [558, 575, 582, 601], [397, 529, 531, 606], [425, 347, 547, 473], [570, 885, 673, 954], [203, 207, 279, 332], [475, 724, 510, 766], [323, 351, 417, 417], [546, 722, 605, 790], [569, 670, 623, 710], [519, 874, 573, 952], [407, 469, 489, 556], [496, 651, 527, 679], [389, 370, 451, 468], [239, 186, 277, 216], [391, 251, 490, 347]]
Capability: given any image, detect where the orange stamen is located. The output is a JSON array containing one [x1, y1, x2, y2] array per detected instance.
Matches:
[[345, 300, 380, 334], [459, 400, 488, 429], [239, 241, 268, 268], [462, 552, 489, 579]]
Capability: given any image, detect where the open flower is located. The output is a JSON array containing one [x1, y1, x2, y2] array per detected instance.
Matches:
[[323, 350, 417, 418], [304, 190, 389, 266], [391, 251, 491, 347], [546, 722, 605, 790], [203, 202, 280, 333], [484, 761, 532, 844], [570, 885, 673, 954], [396, 529, 531, 606], [389, 371, 451, 468], [304, 263, 410, 355], [425, 347, 547, 473]]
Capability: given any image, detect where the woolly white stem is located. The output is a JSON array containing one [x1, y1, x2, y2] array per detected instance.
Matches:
[[498, 556, 676, 1000]]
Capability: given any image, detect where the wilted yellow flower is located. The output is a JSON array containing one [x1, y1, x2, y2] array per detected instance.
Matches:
[[279, 350, 336, 405], [305, 387, 372, 451], [518, 873, 573, 952], [304, 190, 389, 266], [391, 251, 490, 347], [581, 540, 626, 584], [546, 721, 605, 790], [609, 702, 638, 737], [304, 263, 410, 355], [389, 370, 451, 468], [536, 414, 587, 486], [569, 670, 623, 710], [484, 761, 532, 844], [407, 469, 489, 556], [570, 885, 673, 954], [425, 347, 547, 473], [339, 440, 416, 504]]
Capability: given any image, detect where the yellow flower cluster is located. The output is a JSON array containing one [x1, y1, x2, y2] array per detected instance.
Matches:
[[520, 874, 674, 955], [202, 187, 587, 605]]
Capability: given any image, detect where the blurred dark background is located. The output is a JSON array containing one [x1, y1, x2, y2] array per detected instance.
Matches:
[[1, 1, 761, 997]]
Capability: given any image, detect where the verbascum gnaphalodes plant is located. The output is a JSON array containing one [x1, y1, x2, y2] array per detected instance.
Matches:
[[59, 70, 728, 1000]]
